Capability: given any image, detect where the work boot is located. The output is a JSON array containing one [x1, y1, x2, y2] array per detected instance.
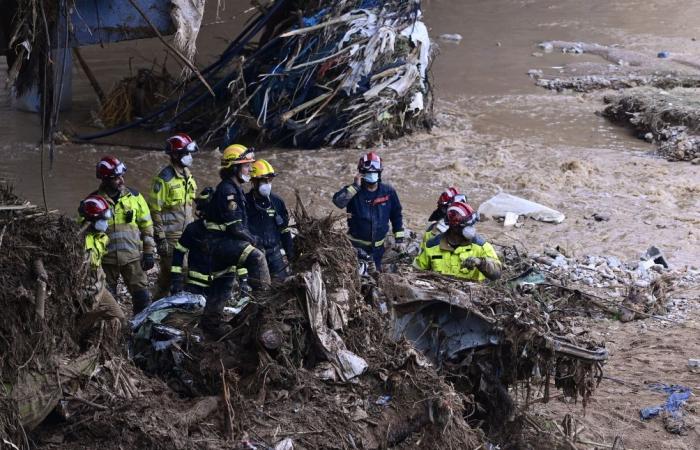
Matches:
[[200, 292, 233, 340], [132, 290, 152, 316], [200, 311, 233, 340]]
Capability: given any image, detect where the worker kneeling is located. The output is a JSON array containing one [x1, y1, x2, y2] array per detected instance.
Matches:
[[414, 201, 501, 281]]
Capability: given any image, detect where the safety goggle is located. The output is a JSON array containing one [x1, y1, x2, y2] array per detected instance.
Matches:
[[111, 162, 127, 177], [360, 158, 381, 172], [185, 141, 199, 152], [102, 208, 113, 220]]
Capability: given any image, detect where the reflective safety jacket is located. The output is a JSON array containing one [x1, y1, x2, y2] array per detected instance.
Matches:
[[94, 186, 155, 266], [84, 230, 109, 299], [149, 165, 197, 241], [245, 191, 294, 257], [332, 182, 404, 248], [414, 234, 500, 282], [206, 178, 257, 244], [172, 219, 214, 289]]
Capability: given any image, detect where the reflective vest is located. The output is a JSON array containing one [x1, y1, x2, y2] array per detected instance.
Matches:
[[94, 187, 155, 265], [149, 165, 197, 241], [85, 231, 109, 268], [84, 230, 109, 299], [414, 234, 500, 282]]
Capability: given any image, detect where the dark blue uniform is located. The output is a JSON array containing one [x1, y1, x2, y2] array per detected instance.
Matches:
[[245, 191, 294, 280], [332, 181, 404, 270], [171, 219, 212, 296]]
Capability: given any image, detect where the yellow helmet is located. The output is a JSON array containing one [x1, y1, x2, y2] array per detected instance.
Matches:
[[221, 144, 255, 169], [251, 159, 276, 179]]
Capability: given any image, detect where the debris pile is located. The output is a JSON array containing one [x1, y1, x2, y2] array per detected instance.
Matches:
[[0, 183, 89, 444], [79, 0, 435, 149], [1, 188, 608, 449], [98, 67, 176, 128], [603, 87, 700, 162], [524, 245, 699, 322]]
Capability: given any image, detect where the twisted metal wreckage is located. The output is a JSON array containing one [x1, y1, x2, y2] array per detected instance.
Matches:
[[2, 0, 435, 148]]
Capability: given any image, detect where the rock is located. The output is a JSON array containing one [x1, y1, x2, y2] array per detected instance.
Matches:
[[538, 42, 554, 53], [689, 359, 700, 371], [691, 157, 700, 165], [551, 255, 568, 268], [592, 213, 610, 222], [528, 69, 543, 78], [644, 132, 654, 142], [606, 256, 622, 269]]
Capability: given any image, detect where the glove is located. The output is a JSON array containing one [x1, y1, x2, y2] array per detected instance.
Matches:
[[141, 253, 155, 271], [156, 238, 169, 257], [462, 257, 482, 270], [170, 274, 184, 294], [239, 278, 252, 299]]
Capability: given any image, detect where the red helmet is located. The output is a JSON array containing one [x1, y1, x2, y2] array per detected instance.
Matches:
[[79, 195, 112, 221], [357, 152, 382, 173], [165, 133, 198, 154], [446, 201, 477, 228], [437, 187, 459, 208], [96, 156, 126, 179]]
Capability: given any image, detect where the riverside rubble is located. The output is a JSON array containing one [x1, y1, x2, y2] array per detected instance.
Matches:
[[1, 189, 622, 450]]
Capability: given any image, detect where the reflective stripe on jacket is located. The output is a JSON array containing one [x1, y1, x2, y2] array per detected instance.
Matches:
[[245, 191, 294, 257], [149, 165, 197, 240], [332, 182, 404, 247], [414, 234, 500, 282], [172, 220, 215, 288], [84, 230, 109, 298], [95, 186, 155, 265]]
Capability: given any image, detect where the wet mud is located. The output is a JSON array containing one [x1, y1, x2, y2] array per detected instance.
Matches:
[[1, 0, 699, 448]]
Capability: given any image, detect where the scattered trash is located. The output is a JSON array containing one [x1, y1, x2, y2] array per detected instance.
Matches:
[[640, 384, 692, 435], [274, 438, 294, 450], [503, 212, 519, 227], [538, 42, 554, 53], [478, 192, 565, 223], [688, 358, 700, 372], [375, 395, 392, 406], [657, 51, 670, 59], [643, 246, 669, 269], [439, 33, 463, 43]]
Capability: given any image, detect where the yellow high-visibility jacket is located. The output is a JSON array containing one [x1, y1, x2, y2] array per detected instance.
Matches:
[[84, 230, 109, 298], [414, 234, 500, 282], [149, 165, 197, 241], [94, 186, 155, 265]]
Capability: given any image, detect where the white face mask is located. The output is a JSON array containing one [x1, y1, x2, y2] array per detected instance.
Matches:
[[258, 183, 272, 197], [436, 219, 449, 233], [180, 153, 193, 167], [461, 226, 476, 240], [363, 172, 379, 184], [239, 173, 251, 183], [94, 219, 109, 232]]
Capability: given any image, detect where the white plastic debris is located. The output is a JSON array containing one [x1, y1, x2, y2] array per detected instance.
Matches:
[[439, 33, 463, 42], [274, 438, 294, 450], [503, 212, 519, 227], [478, 193, 565, 224]]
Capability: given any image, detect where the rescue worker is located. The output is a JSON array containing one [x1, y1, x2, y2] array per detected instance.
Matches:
[[246, 159, 294, 281], [77, 194, 126, 340], [414, 201, 502, 281], [149, 133, 198, 299], [93, 155, 155, 315], [423, 187, 467, 243], [332, 152, 404, 272], [170, 188, 215, 297], [203, 144, 271, 339]]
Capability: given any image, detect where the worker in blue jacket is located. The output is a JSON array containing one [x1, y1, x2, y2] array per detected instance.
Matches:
[[332, 152, 405, 272], [246, 159, 294, 281]]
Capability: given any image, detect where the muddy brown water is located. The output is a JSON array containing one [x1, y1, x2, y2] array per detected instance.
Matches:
[[1, 0, 699, 266]]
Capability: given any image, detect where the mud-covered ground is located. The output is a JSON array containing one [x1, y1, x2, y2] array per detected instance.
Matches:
[[1, 0, 699, 448]]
